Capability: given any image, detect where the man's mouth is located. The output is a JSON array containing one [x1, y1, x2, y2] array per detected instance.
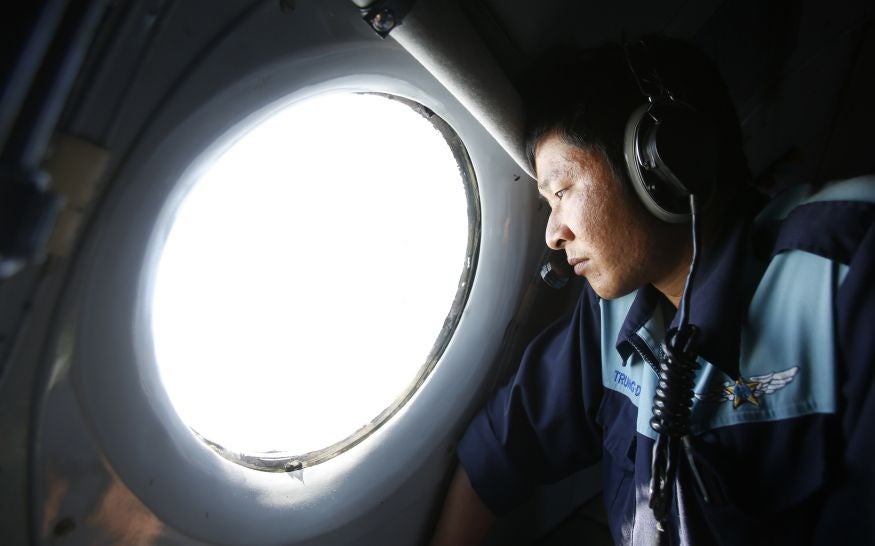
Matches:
[[567, 257, 589, 276]]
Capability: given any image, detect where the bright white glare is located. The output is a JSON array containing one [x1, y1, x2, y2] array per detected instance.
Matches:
[[151, 93, 470, 455]]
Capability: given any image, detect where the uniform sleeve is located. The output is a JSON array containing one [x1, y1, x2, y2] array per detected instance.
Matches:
[[815, 208, 875, 542], [456, 284, 605, 515]]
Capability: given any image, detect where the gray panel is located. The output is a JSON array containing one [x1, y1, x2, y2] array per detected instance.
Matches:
[[25, 1, 553, 545]]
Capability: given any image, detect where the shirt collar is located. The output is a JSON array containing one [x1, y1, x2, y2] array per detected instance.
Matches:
[[614, 217, 765, 379]]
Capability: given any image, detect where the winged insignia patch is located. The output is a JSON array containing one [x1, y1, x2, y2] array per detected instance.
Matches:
[[695, 366, 799, 409]]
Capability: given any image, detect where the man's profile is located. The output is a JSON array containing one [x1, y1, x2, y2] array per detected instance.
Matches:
[[430, 37, 875, 545]]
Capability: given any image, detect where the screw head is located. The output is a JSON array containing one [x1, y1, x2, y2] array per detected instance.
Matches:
[[370, 8, 396, 33]]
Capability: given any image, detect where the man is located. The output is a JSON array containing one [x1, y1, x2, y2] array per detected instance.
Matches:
[[430, 38, 875, 545]]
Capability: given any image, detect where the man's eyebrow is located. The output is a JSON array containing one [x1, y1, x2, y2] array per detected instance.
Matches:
[[536, 169, 563, 192]]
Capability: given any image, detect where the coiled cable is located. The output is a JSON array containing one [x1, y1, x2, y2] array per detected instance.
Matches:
[[648, 194, 710, 536]]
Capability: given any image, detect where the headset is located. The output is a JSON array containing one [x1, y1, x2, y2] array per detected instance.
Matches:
[[622, 41, 719, 223], [623, 40, 716, 539]]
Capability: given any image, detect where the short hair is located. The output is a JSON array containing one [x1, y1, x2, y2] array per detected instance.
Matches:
[[523, 37, 754, 204]]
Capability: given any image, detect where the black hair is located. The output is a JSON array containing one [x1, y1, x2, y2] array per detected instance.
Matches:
[[523, 37, 755, 207]]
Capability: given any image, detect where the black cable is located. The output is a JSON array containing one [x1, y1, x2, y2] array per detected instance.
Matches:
[[677, 194, 699, 328], [649, 193, 709, 536]]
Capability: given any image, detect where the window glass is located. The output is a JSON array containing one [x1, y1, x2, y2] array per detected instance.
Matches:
[[151, 93, 474, 460]]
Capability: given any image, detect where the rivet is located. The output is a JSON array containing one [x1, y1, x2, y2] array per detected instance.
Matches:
[[370, 8, 396, 33]]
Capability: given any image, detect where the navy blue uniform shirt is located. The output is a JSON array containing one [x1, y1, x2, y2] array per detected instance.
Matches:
[[458, 176, 875, 545]]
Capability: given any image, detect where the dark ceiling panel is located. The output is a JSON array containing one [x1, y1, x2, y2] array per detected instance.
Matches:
[[465, 0, 873, 189]]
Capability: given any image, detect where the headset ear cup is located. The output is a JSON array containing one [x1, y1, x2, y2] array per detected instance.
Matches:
[[624, 104, 691, 223], [648, 104, 719, 200]]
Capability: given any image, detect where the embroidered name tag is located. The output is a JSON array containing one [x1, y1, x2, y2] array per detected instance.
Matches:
[[613, 369, 642, 397]]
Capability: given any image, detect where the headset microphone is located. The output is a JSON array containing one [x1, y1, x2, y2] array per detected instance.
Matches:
[[540, 249, 573, 289]]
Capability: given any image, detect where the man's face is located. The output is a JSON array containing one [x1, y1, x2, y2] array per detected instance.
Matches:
[[535, 133, 671, 300]]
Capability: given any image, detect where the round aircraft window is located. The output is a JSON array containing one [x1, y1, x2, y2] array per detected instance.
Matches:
[[150, 92, 478, 470]]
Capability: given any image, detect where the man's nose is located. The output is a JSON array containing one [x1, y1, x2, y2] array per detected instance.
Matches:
[[545, 211, 572, 250]]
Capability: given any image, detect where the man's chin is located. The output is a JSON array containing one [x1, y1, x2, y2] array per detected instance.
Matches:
[[588, 279, 637, 301]]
